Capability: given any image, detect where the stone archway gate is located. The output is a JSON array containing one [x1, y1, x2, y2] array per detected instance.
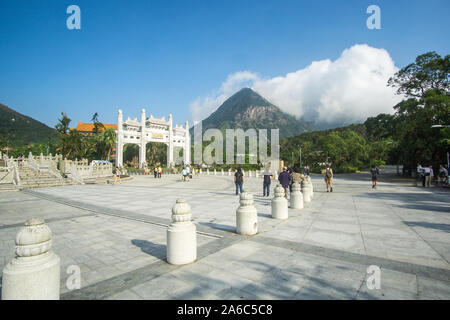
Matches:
[[115, 109, 190, 168]]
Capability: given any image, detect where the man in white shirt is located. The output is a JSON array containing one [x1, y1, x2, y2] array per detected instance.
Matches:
[[424, 165, 434, 187]]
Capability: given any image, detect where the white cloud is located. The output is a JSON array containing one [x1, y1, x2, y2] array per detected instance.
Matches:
[[189, 44, 402, 125]]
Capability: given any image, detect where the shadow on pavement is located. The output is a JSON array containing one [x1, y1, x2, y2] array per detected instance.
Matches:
[[131, 239, 166, 261]]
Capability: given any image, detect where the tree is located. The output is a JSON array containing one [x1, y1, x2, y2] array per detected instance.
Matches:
[[388, 52, 449, 98], [388, 52, 450, 173], [98, 128, 116, 160], [91, 112, 105, 136], [55, 112, 71, 134]]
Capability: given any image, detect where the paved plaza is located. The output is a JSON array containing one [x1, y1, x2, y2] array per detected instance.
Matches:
[[1, 168, 449, 300]]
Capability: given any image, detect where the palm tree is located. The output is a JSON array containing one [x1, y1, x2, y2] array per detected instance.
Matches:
[[99, 128, 116, 160]]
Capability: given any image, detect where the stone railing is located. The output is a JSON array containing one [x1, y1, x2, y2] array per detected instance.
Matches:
[[63, 159, 113, 183], [0, 157, 20, 186]]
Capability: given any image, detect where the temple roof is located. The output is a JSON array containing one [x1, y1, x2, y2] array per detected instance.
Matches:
[[73, 121, 117, 132]]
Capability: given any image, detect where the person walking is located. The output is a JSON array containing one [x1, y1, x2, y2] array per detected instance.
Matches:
[[278, 167, 291, 199], [262, 168, 273, 197], [424, 165, 433, 187], [417, 164, 425, 187], [186, 165, 191, 182], [324, 163, 333, 192], [113, 167, 122, 184], [370, 164, 380, 189], [303, 165, 309, 176], [438, 165, 448, 187], [158, 166, 162, 178], [234, 167, 244, 195], [181, 167, 187, 182]]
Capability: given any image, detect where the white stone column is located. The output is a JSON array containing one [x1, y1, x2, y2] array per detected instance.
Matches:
[[184, 120, 190, 165], [290, 182, 304, 209], [301, 177, 312, 202], [271, 184, 288, 220], [166, 199, 197, 265], [236, 190, 258, 235], [1, 218, 60, 300], [116, 109, 124, 168], [167, 114, 174, 167], [139, 109, 146, 168]]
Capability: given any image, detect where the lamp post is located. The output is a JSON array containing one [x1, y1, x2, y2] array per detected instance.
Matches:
[[298, 145, 302, 169], [431, 125, 450, 168]]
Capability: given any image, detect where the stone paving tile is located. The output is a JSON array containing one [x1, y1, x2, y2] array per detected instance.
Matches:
[[1, 173, 450, 300]]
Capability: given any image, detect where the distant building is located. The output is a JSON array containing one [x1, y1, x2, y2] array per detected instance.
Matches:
[[72, 121, 117, 136]]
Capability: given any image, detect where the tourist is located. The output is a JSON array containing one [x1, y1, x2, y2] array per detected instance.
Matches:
[[370, 164, 380, 189], [18, 154, 24, 167], [324, 163, 333, 192], [278, 167, 291, 199], [153, 167, 158, 178], [158, 166, 162, 178], [181, 167, 187, 182], [234, 167, 244, 195], [291, 167, 302, 185], [417, 163, 425, 187], [304, 165, 309, 176], [424, 165, 433, 187], [186, 165, 191, 181], [113, 167, 122, 184], [438, 165, 448, 187], [262, 168, 273, 197]]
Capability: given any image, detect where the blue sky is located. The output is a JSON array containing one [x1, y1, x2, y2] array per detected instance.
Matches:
[[0, 0, 449, 128]]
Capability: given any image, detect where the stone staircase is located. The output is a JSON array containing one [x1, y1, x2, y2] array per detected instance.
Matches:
[[18, 167, 76, 189]]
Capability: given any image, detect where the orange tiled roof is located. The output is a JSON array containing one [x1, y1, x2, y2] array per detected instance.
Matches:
[[73, 121, 117, 132]]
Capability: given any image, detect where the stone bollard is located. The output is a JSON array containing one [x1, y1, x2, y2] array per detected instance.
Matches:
[[236, 190, 258, 235], [221, 169, 224, 176], [308, 177, 314, 199], [214, 169, 217, 176], [301, 178, 312, 202], [166, 199, 197, 265], [207, 168, 209, 175], [271, 184, 288, 220], [228, 169, 231, 176], [290, 182, 304, 209], [2, 218, 60, 300]]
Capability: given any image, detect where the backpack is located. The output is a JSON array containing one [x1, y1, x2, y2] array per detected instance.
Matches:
[[235, 171, 243, 183], [325, 168, 332, 178]]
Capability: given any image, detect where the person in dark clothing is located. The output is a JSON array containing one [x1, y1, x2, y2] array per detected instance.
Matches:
[[263, 168, 274, 197], [278, 167, 291, 199], [234, 167, 244, 195], [370, 165, 380, 189]]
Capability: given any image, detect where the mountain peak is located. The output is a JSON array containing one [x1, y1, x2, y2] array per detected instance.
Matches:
[[193, 88, 313, 138]]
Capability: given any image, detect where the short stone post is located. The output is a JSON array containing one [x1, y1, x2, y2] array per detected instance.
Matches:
[[236, 190, 258, 235], [308, 177, 314, 199], [228, 169, 231, 176], [290, 182, 304, 209], [207, 168, 209, 175], [1, 218, 60, 300], [221, 169, 224, 176], [166, 199, 197, 265], [271, 184, 288, 220], [214, 169, 216, 176], [302, 178, 312, 202]]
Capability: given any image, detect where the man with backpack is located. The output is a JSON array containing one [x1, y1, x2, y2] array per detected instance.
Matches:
[[324, 163, 333, 192], [234, 167, 244, 195], [370, 164, 380, 189], [262, 168, 274, 197], [278, 167, 291, 199]]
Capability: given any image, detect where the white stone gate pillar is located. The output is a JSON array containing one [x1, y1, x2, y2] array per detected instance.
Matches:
[[184, 120, 190, 165], [139, 109, 146, 168], [167, 114, 174, 167], [116, 109, 124, 168]]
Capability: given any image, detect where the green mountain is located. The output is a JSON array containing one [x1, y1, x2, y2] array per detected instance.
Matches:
[[0, 103, 58, 146], [191, 88, 314, 138]]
